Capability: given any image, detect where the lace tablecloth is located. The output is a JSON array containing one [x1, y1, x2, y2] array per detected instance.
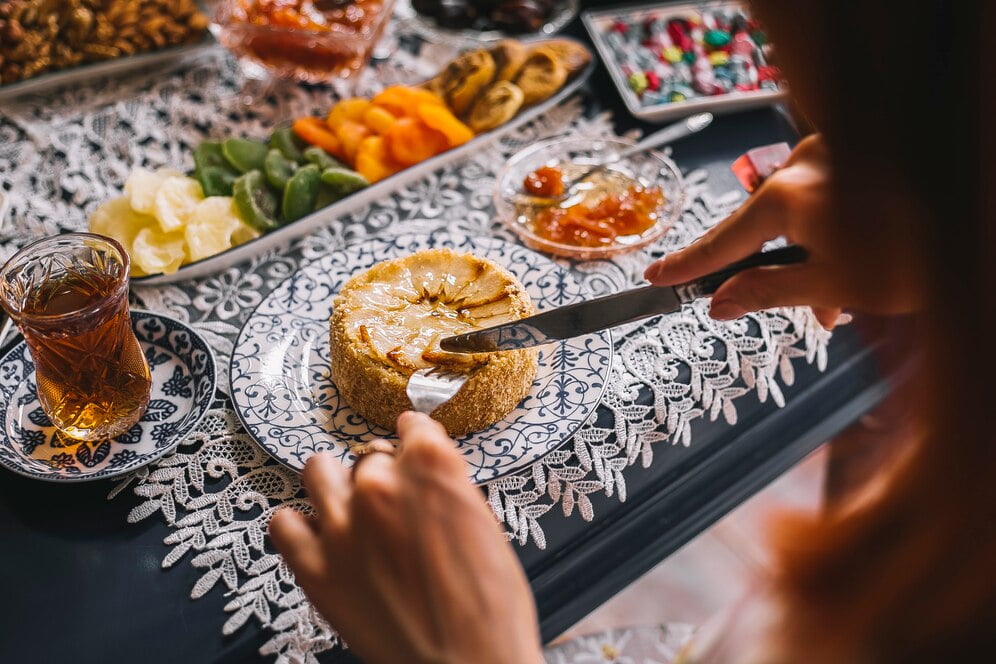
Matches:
[[0, 43, 828, 663]]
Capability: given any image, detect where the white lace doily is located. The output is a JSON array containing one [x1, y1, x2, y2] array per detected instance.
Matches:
[[0, 41, 829, 664]]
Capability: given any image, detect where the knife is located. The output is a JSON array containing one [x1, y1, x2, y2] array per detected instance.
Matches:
[[439, 245, 808, 353]]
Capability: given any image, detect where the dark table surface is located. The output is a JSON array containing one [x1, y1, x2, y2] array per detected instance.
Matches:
[[0, 4, 889, 663]]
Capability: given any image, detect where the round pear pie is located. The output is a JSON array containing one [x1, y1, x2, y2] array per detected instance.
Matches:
[[329, 248, 539, 435]]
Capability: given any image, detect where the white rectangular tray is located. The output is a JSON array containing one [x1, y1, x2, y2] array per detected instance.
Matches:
[[582, 1, 786, 124], [133, 38, 595, 286], [0, 39, 214, 105]]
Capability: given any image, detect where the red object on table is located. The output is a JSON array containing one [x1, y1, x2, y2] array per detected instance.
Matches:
[[731, 142, 791, 193]]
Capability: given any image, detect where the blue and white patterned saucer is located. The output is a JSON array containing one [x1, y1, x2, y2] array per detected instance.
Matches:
[[230, 233, 613, 485], [0, 310, 216, 482]]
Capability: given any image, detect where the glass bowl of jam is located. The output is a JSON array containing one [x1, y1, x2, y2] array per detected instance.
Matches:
[[494, 137, 685, 259], [213, 0, 395, 83]]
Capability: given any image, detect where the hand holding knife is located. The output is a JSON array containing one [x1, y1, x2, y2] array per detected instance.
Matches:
[[440, 244, 808, 353]]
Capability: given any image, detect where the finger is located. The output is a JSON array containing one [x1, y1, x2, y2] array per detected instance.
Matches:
[[351, 449, 398, 492], [395, 411, 464, 476], [812, 306, 842, 330], [269, 507, 326, 581], [351, 439, 397, 457], [783, 134, 825, 166], [644, 188, 788, 285], [301, 452, 351, 532], [351, 443, 397, 478], [707, 265, 836, 320], [351, 451, 401, 516]]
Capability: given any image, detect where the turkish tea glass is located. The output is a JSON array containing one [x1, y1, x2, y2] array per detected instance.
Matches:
[[0, 233, 151, 441]]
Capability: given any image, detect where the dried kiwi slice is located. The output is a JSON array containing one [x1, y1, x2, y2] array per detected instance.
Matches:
[[282, 164, 321, 222], [303, 146, 344, 171], [233, 170, 280, 232], [264, 149, 297, 191], [320, 167, 369, 196], [194, 142, 240, 196], [314, 184, 340, 211], [222, 138, 269, 173], [269, 127, 307, 163]]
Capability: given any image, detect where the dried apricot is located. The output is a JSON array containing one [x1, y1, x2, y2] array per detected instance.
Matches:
[[327, 97, 373, 127], [355, 135, 403, 183], [333, 120, 372, 165], [292, 117, 345, 160], [363, 105, 398, 135], [385, 117, 449, 167], [372, 85, 445, 118], [416, 103, 474, 146]]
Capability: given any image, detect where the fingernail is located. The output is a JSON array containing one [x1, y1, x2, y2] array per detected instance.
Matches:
[[710, 299, 746, 320], [644, 260, 666, 282], [398, 410, 428, 427], [835, 313, 854, 326]]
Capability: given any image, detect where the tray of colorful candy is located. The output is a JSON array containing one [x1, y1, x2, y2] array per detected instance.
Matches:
[[582, 1, 786, 123]]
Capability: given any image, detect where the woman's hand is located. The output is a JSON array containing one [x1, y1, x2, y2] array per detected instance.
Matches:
[[644, 134, 919, 327], [269, 412, 543, 664]]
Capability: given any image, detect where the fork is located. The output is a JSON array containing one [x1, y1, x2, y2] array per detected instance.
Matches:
[[405, 367, 469, 415]]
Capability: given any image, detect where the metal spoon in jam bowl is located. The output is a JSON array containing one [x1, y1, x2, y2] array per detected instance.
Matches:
[[515, 112, 712, 208]]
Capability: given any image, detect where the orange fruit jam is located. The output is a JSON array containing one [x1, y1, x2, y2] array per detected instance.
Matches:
[[530, 182, 664, 247], [523, 166, 565, 198]]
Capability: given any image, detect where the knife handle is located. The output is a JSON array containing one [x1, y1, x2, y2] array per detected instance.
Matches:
[[679, 245, 809, 299]]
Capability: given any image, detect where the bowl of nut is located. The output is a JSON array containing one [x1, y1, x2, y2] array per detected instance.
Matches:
[[0, 0, 210, 100]]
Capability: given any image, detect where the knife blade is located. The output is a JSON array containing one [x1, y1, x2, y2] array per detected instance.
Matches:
[[439, 245, 808, 353]]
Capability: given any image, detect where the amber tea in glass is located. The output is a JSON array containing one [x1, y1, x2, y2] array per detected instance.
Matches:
[[0, 233, 151, 441]]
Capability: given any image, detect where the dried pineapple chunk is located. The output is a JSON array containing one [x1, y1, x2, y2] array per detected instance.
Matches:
[[131, 227, 186, 275], [124, 168, 184, 216], [154, 176, 204, 233]]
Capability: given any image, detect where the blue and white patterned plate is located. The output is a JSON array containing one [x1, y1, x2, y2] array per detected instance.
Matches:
[[0, 310, 216, 482], [230, 233, 613, 485]]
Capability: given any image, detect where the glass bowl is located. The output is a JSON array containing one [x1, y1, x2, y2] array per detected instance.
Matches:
[[397, 0, 579, 48], [494, 137, 685, 260], [212, 0, 396, 83]]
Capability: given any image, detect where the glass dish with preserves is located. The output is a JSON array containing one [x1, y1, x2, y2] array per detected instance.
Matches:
[[494, 137, 684, 259], [213, 0, 396, 83]]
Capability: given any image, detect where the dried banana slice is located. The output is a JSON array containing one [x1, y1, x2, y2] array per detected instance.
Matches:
[[489, 39, 528, 82], [515, 46, 568, 106], [440, 49, 496, 116], [541, 39, 592, 76], [467, 81, 525, 133]]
